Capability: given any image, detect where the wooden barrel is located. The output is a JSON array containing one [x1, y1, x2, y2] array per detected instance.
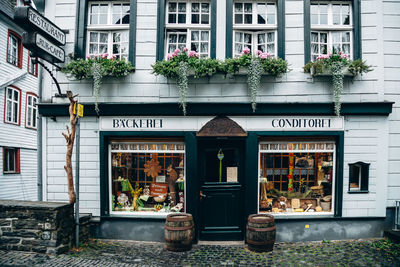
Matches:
[[246, 214, 276, 252], [164, 213, 195, 252]]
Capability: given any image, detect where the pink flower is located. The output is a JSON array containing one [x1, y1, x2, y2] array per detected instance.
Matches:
[[195, 53, 200, 58], [183, 47, 188, 52], [259, 52, 271, 59], [108, 54, 116, 60], [174, 48, 181, 54], [167, 53, 173, 60], [86, 55, 91, 59], [188, 50, 197, 58], [257, 50, 262, 55], [316, 54, 330, 60], [242, 47, 251, 55], [340, 53, 349, 59], [102, 53, 108, 59]]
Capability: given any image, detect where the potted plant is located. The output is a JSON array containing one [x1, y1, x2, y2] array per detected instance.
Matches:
[[304, 52, 372, 116], [62, 54, 135, 114], [152, 48, 288, 114]]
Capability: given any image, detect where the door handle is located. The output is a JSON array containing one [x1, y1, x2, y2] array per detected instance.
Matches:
[[199, 190, 206, 201]]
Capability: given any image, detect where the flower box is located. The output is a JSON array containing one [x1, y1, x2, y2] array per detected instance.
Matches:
[[310, 66, 354, 77]]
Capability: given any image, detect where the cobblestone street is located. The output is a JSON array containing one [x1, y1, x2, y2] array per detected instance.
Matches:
[[0, 238, 399, 266]]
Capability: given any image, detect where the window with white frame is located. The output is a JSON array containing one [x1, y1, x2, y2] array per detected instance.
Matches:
[[26, 94, 37, 129], [4, 87, 21, 125], [28, 55, 38, 76], [233, 1, 277, 57], [7, 31, 21, 67], [3, 147, 19, 174], [87, 1, 130, 59], [310, 2, 352, 61], [109, 140, 186, 216], [165, 1, 211, 58]]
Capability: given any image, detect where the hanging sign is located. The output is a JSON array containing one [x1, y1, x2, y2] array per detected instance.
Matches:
[[22, 32, 65, 63], [14, 6, 66, 46]]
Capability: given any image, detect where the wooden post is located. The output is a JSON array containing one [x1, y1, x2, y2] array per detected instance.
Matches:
[[62, 91, 78, 204]]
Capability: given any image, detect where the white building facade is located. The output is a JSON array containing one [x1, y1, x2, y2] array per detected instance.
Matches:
[[0, 0, 39, 201], [38, 0, 399, 242]]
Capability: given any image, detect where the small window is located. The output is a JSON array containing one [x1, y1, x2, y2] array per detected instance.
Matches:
[[3, 147, 20, 174], [87, 1, 130, 60], [28, 54, 38, 76], [4, 86, 21, 125], [165, 1, 211, 58], [233, 1, 277, 57], [6, 30, 23, 68], [26, 93, 38, 129], [310, 2, 352, 61], [348, 162, 369, 192]]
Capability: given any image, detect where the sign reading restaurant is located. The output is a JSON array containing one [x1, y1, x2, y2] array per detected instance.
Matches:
[[15, 6, 66, 45], [100, 116, 344, 131]]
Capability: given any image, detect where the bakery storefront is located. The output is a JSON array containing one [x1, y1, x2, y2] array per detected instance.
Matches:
[[97, 115, 347, 241]]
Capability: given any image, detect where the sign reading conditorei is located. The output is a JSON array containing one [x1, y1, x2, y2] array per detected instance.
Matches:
[[100, 116, 344, 131], [14, 6, 66, 46]]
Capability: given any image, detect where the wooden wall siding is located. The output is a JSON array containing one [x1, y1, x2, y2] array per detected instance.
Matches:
[[0, 148, 38, 201], [46, 0, 381, 103], [43, 0, 399, 212], [46, 117, 100, 216], [0, 19, 38, 150], [383, 0, 400, 206], [342, 116, 388, 217]]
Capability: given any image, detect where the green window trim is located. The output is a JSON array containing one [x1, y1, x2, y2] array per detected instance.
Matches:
[[225, 0, 286, 59], [304, 0, 361, 64], [156, 0, 217, 61], [74, 0, 137, 66]]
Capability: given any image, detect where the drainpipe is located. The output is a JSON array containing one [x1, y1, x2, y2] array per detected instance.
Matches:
[[37, 57, 43, 201]]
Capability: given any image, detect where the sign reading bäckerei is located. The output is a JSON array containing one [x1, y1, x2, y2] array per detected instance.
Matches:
[[100, 116, 344, 131]]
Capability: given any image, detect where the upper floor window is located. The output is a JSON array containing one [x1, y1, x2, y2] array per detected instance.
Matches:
[[310, 2, 352, 61], [3, 147, 20, 174], [87, 1, 130, 59], [233, 1, 277, 57], [7, 30, 22, 68], [165, 1, 211, 58], [26, 93, 38, 129], [4, 86, 21, 125], [28, 54, 38, 76]]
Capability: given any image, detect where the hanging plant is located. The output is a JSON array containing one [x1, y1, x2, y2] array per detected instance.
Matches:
[[247, 56, 263, 112], [91, 61, 104, 114], [152, 48, 288, 114], [304, 52, 372, 116], [62, 54, 135, 114], [177, 61, 189, 115]]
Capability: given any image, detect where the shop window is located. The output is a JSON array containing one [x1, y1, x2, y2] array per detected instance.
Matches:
[[304, 0, 361, 63], [87, 1, 130, 59], [4, 86, 21, 125], [3, 147, 20, 174], [109, 141, 185, 215], [233, 1, 277, 57], [348, 162, 369, 192], [6, 30, 23, 68], [25, 93, 38, 129], [259, 141, 335, 214], [165, 1, 211, 58]]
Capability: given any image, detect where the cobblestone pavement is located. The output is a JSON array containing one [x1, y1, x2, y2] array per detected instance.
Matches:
[[0, 238, 399, 267]]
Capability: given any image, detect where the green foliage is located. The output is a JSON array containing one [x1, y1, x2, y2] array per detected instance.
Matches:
[[62, 55, 134, 114], [152, 49, 288, 113], [348, 59, 372, 76], [61, 55, 134, 80], [303, 52, 372, 116]]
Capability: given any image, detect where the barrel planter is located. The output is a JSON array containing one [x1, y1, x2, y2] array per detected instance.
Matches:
[[246, 214, 276, 252], [164, 213, 195, 252]]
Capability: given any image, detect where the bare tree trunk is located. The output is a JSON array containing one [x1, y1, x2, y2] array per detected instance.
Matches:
[[62, 91, 77, 204]]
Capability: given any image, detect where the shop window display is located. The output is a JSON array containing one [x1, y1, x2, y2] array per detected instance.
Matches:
[[109, 141, 185, 215], [259, 141, 335, 214]]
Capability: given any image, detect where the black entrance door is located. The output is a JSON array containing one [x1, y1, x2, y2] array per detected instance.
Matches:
[[198, 138, 245, 240]]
